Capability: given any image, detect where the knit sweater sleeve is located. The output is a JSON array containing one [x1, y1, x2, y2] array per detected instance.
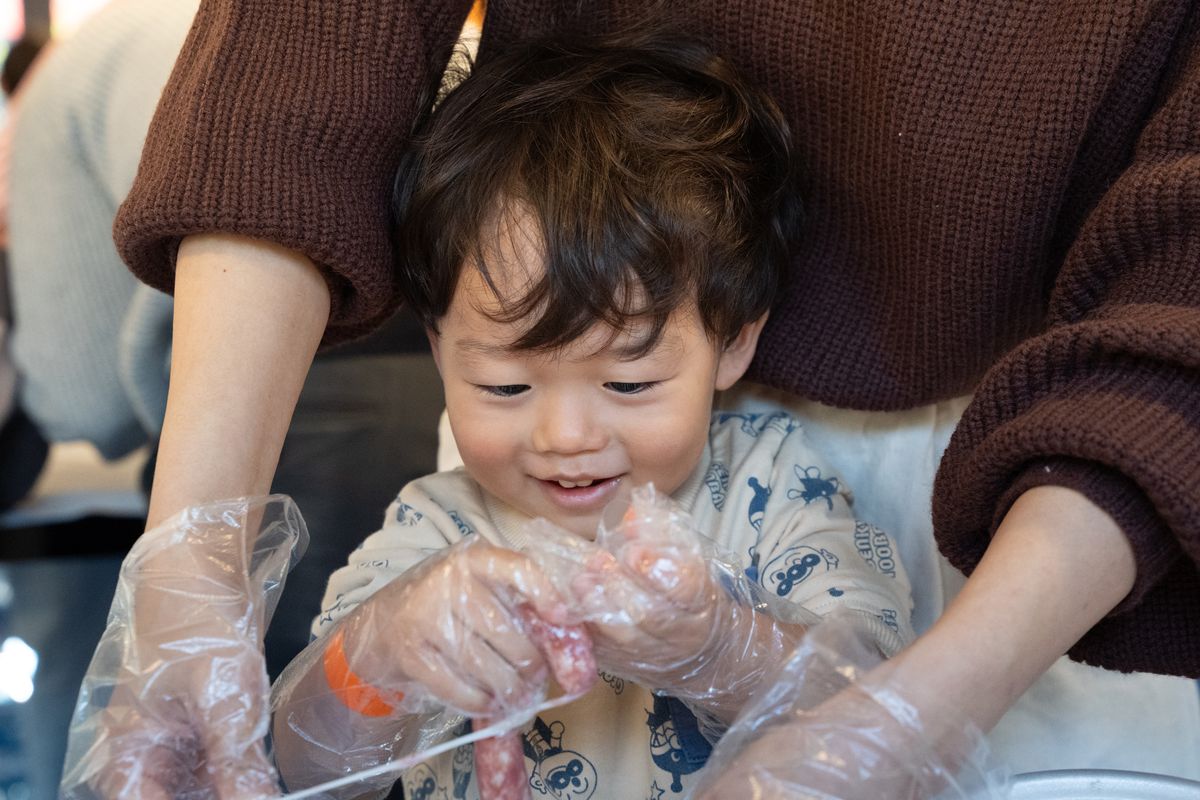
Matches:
[[112, 0, 475, 344], [932, 13, 1200, 676]]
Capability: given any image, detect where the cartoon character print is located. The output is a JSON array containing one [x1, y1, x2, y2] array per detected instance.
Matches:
[[762, 546, 839, 597], [447, 510, 474, 537], [703, 462, 730, 511], [645, 696, 712, 793], [713, 411, 767, 437], [523, 717, 597, 799], [451, 743, 473, 799], [317, 593, 348, 628], [406, 764, 443, 800], [746, 476, 771, 533], [713, 411, 797, 438], [853, 521, 898, 578], [599, 670, 626, 695], [744, 544, 762, 583], [786, 465, 839, 511], [395, 501, 425, 526]]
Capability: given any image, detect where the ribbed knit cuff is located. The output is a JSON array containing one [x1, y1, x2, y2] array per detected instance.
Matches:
[[113, 0, 475, 346], [991, 458, 1181, 616], [934, 347, 1200, 673], [1068, 557, 1200, 675]]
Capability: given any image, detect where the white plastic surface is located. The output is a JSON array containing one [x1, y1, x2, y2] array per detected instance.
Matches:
[[1010, 769, 1200, 800]]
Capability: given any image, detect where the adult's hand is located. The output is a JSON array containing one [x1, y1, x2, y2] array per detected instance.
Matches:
[[61, 497, 307, 800], [687, 616, 1004, 800], [689, 684, 999, 799]]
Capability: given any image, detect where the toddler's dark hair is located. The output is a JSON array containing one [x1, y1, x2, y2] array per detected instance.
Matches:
[[392, 30, 802, 354]]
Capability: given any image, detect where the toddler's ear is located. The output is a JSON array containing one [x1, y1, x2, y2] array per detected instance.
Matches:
[[714, 313, 768, 390], [427, 328, 443, 375]]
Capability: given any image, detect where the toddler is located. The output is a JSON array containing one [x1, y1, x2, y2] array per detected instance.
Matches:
[[272, 31, 914, 800]]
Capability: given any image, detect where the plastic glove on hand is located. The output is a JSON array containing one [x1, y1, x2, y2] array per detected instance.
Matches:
[[60, 496, 307, 800], [473, 596, 598, 800], [340, 536, 593, 719], [527, 485, 813, 717], [687, 615, 1009, 800]]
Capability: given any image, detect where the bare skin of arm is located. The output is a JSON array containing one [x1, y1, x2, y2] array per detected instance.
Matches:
[[881, 485, 1136, 735], [146, 232, 330, 527]]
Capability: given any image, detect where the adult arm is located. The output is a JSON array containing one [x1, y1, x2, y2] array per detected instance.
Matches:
[[117, 0, 475, 515], [895, 486, 1136, 736], [146, 233, 327, 525], [66, 2, 475, 795], [933, 5, 1200, 674], [692, 485, 1135, 797], [57, 235, 329, 800]]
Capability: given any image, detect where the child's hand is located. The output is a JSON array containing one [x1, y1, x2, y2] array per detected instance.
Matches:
[[572, 523, 721, 675], [530, 487, 813, 722], [340, 536, 594, 718]]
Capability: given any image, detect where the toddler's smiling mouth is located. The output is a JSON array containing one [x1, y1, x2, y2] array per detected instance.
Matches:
[[555, 478, 595, 488], [537, 475, 623, 511]]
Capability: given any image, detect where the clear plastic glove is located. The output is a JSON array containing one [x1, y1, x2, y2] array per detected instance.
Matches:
[[60, 495, 308, 800], [525, 485, 818, 723], [271, 535, 596, 798], [686, 614, 1011, 800]]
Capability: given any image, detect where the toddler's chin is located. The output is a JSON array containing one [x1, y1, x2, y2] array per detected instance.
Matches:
[[550, 514, 603, 542]]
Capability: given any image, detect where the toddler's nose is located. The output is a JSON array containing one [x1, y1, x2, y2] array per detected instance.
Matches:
[[531, 393, 607, 455]]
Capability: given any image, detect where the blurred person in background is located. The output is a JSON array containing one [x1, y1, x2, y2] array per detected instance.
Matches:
[[2, 0, 443, 794], [0, 28, 50, 513]]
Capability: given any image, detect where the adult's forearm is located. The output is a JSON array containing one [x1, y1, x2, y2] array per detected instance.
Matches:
[[146, 233, 330, 527], [871, 485, 1137, 745]]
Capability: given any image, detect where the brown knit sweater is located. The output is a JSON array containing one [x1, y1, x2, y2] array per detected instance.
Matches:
[[114, 1, 1200, 676]]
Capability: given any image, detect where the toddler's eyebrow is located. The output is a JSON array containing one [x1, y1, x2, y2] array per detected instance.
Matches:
[[452, 331, 682, 361], [453, 338, 512, 357]]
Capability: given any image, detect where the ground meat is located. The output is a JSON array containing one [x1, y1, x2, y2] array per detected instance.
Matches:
[[474, 732, 530, 800], [474, 609, 597, 799]]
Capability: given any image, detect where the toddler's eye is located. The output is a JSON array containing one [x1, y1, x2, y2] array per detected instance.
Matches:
[[477, 384, 529, 397], [605, 381, 658, 395]]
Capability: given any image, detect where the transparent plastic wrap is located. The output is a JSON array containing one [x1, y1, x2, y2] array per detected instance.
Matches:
[[685, 613, 1012, 799], [270, 534, 597, 800], [60, 495, 308, 800], [524, 484, 823, 727], [268, 485, 959, 800]]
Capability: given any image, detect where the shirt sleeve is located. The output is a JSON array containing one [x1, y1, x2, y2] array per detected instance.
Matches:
[[932, 14, 1200, 675], [707, 413, 916, 656], [312, 477, 475, 637], [112, 0, 475, 345]]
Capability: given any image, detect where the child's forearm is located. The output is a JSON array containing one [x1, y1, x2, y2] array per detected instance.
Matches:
[[690, 614, 810, 724]]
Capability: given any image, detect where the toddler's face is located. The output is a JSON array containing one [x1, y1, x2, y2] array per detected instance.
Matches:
[[431, 245, 760, 539]]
